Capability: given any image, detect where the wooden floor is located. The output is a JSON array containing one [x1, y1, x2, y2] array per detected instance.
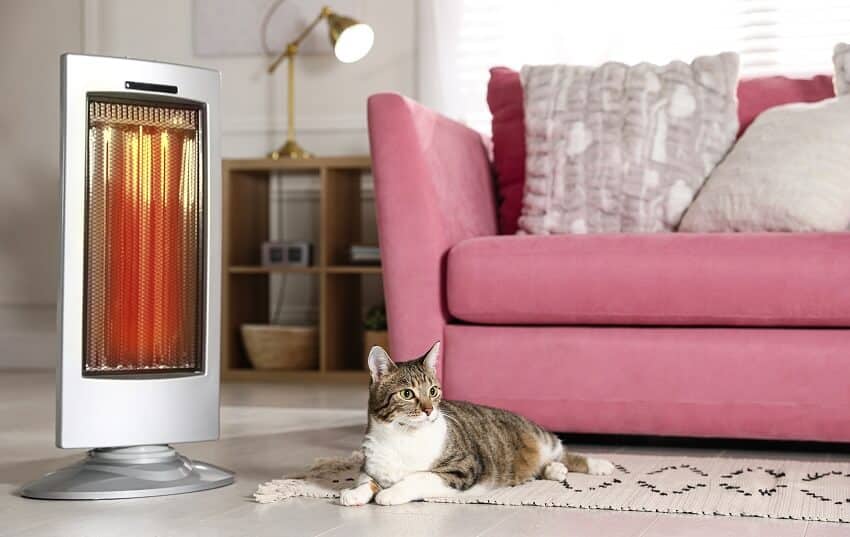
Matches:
[[0, 370, 847, 537]]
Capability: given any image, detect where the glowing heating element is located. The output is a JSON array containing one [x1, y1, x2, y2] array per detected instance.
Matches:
[[84, 99, 205, 374]]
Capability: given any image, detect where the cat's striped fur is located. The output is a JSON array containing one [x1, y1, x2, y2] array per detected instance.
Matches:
[[339, 342, 613, 506]]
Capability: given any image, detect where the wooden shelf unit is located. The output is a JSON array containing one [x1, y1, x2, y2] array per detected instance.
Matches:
[[222, 156, 377, 382]]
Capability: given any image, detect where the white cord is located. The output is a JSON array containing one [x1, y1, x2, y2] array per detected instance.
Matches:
[[271, 174, 288, 324]]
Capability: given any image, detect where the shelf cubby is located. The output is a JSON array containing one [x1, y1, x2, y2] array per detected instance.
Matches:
[[222, 156, 377, 382]]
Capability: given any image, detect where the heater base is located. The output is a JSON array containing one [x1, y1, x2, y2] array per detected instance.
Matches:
[[20, 445, 234, 500]]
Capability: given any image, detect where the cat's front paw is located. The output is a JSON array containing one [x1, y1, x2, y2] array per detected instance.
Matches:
[[375, 487, 412, 506], [542, 461, 568, 482], [339, 485, 374, 506], [586, 458, 615, 476]]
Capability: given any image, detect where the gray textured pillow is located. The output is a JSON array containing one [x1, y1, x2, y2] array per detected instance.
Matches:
[[680, 97, 850, 232], [835, 42, 850, 95], [519, 53, 739, 234]]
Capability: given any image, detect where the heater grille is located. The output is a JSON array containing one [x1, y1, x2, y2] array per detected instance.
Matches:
[[84, 98, 205, 375]]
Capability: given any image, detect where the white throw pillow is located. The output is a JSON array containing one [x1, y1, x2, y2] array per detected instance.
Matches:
[[519, 53, 739, 234], [834, 42, 850, 95], [680, 97, 850, 232]]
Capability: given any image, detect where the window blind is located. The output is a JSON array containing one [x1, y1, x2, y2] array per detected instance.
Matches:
[[436, 0, 848, 133]]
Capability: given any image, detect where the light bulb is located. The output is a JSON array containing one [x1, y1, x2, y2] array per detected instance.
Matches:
[[333, 23, 374, 63]]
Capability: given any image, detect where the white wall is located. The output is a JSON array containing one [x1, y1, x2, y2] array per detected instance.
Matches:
[[0, 0, 415, 367], [0, 0, 83, 368]]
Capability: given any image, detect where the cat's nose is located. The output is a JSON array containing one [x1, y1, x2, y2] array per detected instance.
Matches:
[[422, 407, 433, 416]]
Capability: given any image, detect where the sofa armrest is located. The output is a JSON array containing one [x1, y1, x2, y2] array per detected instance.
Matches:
[[367, 93, 498, 364]]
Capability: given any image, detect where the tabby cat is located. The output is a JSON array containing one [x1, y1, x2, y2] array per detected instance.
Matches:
[[339, 342, 614, 506]]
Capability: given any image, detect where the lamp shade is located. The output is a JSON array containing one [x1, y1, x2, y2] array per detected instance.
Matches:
[[327, 13, 374, 63]]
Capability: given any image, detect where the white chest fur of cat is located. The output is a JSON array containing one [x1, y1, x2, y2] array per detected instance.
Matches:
[[362, 415, 448, 488]]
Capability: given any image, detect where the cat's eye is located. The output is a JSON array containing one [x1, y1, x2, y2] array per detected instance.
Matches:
[[429, 386, 439, 397], [399, 389, 415, 400]]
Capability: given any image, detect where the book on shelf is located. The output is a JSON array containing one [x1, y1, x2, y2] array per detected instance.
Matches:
[[349, 244, 380, 264]]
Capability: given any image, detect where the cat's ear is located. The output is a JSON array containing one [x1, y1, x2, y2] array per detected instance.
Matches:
[[421, 341, 440, 374], [367, 346, 396, 383]]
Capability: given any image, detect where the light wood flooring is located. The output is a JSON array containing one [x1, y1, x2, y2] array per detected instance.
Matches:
[[1, 371, 847, 537]]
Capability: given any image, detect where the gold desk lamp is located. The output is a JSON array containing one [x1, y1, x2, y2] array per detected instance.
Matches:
[[267, 6, 374, 159]]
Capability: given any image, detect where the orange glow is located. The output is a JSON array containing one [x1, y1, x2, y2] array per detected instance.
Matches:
[[85, 101, 203, 373]]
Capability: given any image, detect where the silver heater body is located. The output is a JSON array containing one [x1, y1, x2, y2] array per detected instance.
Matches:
[[21, 54, 233, 500]]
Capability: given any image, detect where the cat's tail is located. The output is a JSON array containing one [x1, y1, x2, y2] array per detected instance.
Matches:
[[562, 452, 615, 476]]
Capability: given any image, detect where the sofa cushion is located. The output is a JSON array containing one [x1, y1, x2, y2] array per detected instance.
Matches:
[[519, 53, 740, 234], [737, 75, 834, 136], [487, 67, 526, 234], [833, 42, 850, 95], [680, 97, 850, 232], [486, 68, 834, 235], [447, 233, 850, 326]]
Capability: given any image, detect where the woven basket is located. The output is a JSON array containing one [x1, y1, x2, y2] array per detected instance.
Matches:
[[241, 324, 319, 370]]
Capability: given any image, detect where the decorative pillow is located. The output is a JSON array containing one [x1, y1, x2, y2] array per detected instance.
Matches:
[[737, 75, 834, 136], [487, 67, 526, 234], [519, 53, 739, 234], [485, 66, 831, 234], [835, 42, 850, 94], [680, 97, 850, 232]]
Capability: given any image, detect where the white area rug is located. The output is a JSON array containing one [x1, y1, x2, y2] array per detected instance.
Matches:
[[255, 452, 850, 523]]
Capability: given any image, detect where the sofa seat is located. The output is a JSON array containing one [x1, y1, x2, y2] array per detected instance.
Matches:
[[447, 232, 850, 327]]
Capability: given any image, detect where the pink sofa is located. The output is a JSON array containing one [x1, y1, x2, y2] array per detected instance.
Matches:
[[367, 92, 850, 443]]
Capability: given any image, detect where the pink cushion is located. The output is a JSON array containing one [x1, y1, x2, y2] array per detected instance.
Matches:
[[486, 69, 835, 233], [737, 75, 835, 136], [447, 233, 850, 326], [487, 67, 525, 234]]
